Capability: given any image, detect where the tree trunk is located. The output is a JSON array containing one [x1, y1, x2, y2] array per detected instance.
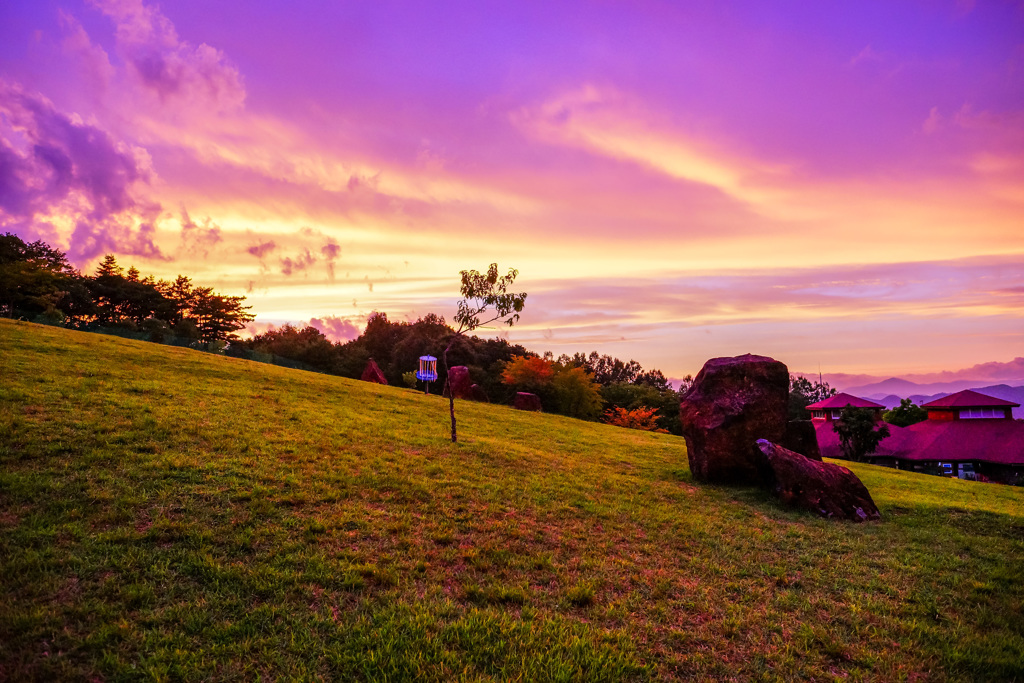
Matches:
[[443, 337, 457, 443]]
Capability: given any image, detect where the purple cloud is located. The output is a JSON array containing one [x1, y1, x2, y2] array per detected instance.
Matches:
[[280, 249, 315, 276], [247, 240, 277, 260], [179, 206, 222, 256], [91, 0, 245, 113], [244, 315, 362, 343], [321, 242, 340, 259], [309, 315, 360, 342], [322, 240, 340, 281], [0, 80, 166, 263], [908, 357, 1024, 384]]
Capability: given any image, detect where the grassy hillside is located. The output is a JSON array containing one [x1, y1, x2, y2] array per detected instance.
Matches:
[[2, 319, 1023, 682]]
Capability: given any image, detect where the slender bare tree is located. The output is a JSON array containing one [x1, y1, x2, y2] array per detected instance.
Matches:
[[443, 264, 527, 443]]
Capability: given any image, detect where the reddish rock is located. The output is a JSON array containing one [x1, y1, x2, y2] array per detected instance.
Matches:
[[361, 359, 388, 385], [513, 392, 542, 411], [443, 366, 473, 399], [469, 383, 490, 403], [679, 354, 789, 484], [756, 440, 881, 521], [782, 420, 822, 461]]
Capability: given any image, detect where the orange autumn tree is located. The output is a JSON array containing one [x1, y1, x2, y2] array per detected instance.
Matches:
[[501, 355, 603, 419], [603, 405, 668, 432], [500, 355, 554, 392]]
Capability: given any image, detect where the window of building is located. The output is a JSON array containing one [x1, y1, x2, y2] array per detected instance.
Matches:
[[812, 410, 825, 419], [959, 408, 1002, 419], [831, 410, 843, 420]]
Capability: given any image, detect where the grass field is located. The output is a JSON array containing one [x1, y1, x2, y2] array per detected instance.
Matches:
[[2, 318, 1023, 681]]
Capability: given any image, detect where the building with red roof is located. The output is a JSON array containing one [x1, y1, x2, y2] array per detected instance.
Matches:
[[919, 390, 1017, 421], [811, 389, 1024, 483], [806, 393, 885, 422]]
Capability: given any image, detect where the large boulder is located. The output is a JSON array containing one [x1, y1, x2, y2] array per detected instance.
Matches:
[[679, 354, 789, 484], [361, 359, 388, 385], [782, 420, 822, 461], [513, 392, 542, 411], [444, 366, 473, 399], [756, 440, 881, 521]]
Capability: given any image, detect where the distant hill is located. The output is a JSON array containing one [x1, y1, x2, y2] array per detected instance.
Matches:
[[867, 384, 1024, 419], [843, 377, 1024, 399], [806, 358, 1024, 399], [800, 372, 1024, 418]]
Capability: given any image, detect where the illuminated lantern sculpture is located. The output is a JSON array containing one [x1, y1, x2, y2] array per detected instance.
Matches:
[[416, 355, 438, 394]]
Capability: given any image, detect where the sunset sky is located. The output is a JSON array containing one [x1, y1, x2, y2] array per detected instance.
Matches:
[[2, 0, 1023, 384]]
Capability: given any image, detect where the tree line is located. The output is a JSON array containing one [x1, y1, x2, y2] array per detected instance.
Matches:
[[0, 233, 687, 431], [7, 233, 875, 436], [1, 233, 253, 344], [238, 313, 690, 434]]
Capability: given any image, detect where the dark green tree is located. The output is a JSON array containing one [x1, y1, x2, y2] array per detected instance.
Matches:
[[156, 275, 196, 327], [247, 324, 337, 369], [883, 398, 928, 427], [87, 255, 173, 328], [445, 264, 527, 443], [558, 351, 644, 385], [551, 365, 603, 419], [789, 375, 837, 420], [634, 368, 672, 391], [362, 312, 400, 361], [188, 287, 254, 341], [833, 406, 890, 462], [390, 313, 452, 385], [333, 340, 372, 379], [0, 233, 91, 322]]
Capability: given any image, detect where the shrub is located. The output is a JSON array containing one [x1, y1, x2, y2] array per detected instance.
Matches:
[[603, 406, 668, 432]]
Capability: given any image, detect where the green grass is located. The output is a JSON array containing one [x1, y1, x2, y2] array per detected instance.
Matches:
[[2, 318, 1023, 681]]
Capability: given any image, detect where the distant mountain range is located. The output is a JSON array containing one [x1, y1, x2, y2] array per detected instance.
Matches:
[[785, 358, 1024, 419], [842, 377, 1024, 398], [806, 357, 1024, 398]]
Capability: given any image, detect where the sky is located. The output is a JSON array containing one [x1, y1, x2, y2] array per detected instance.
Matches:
[[1, 0, 1023, 386]]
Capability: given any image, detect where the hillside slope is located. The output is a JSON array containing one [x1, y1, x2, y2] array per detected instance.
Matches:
[[2, 319, 1023, 681]]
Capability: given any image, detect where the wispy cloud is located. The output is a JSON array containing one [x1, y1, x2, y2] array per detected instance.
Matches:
[[514, 85, 790, 209], [92, 0, 245, 114], [178, 206, 222, 256], [280, 249, 315, 277]]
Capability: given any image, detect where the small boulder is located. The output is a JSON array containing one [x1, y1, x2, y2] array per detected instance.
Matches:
[[513, 392, 542, 411], [756, 440, 881, 522], [444, 366, 473, 399], [469, 383, 490, 403], [679, 354, 789, 484], [361, 359, 388, 385], [782, 420, 822, 461]]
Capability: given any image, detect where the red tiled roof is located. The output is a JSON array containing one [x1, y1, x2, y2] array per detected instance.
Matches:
[[806, 392, 884, 410], [921, 389, 1019, 409]]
